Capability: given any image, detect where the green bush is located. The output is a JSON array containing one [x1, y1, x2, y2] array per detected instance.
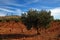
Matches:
[[0, 19, 2, 22], [0, 18, 6, 22], [0, 9, 54, 30], [21, 9, 54, 32], [12, 18, 21, 22]]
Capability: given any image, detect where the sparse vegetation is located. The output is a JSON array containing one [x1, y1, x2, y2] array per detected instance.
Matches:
[[0, 16, 21, 22], [54, 19, 60, 22]]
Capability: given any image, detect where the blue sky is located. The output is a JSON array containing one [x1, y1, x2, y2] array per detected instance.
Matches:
[[0, 0, 60, 19]]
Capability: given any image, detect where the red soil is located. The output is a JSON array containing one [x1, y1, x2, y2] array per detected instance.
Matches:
[[0, 21, 60, 40]]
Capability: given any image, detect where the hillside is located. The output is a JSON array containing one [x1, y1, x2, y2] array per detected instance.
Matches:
[[0, 21, 60, 40]]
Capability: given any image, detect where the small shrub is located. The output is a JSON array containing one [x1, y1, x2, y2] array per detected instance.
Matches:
[[0, 20, 2, 22], [6, 19, 10, 22], [13, 18, 20, 22]]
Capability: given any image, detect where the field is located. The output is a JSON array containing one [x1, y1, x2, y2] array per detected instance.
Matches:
[[0, 20, 60, 40]]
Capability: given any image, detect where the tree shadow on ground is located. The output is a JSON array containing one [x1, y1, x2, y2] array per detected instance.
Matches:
[[0, 34, 40, 39]]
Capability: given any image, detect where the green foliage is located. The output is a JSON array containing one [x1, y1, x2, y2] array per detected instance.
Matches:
[[0, 18, 6, 22], [21, 9, 54, 30], [11, 18, 21, 22], [21, 10, 39, 30], [54, 19, 60, 22], [0, 19, 3, 22], [0, 16, 21, 22], [38, 10, 54, 28]]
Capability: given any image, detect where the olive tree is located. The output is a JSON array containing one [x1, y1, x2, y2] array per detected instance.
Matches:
[[21, 9, 54, 34]]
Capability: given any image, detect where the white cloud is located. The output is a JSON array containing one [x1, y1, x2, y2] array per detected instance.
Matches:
[[0, 0, 25, 7], [41, 0, 60, 4], [15, 9, 22, 16], [0, 13, 6, 16], [8, 3, 26, 7], [0, 0, 41, 16], [0, 8, 14, 13], [1, 6, 17, 10], [0, 0, 39, 7], [50, 7, 60, 19], [0, 7, 22, 16], [0, 11, 8, 16], [24, 0, 39, 5], [32, 7, 60, 19]]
